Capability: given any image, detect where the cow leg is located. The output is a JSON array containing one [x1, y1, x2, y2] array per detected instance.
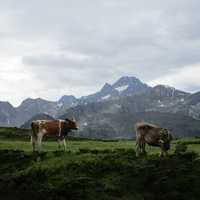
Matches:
[[58, 139, 62, 150], [31, 135, 38, 152], [141, 142, 146, 155], [31, 123, 39, 152], [58, 139, 66, 151], [136, 149, 140, 157], [136, 135, 143, 157], [58, 139, 64, 151], [136, 139, 140, 157], [160, 148, 167, 158], [63, 138, 66, 151], [160, 150, 164, 158], [37, 132, 44, 152], [139, 141, 146, 156], [136, 138, 146, 157]]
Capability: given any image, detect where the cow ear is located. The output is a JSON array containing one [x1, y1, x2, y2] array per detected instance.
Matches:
[[65, 118, 70, 122]]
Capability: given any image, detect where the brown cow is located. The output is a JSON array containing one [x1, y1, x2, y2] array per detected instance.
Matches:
[[31, 118, 78, 152], [135, 122, 172, 157]]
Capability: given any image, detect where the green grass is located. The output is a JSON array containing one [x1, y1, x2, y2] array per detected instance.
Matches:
[[0, 148, 200, 200], [1, 127, 200, 200], [0, 126, 200, 155], [0, 138, 134, 151], [0, 138, 171, 154], [0, 138, 200, 156]]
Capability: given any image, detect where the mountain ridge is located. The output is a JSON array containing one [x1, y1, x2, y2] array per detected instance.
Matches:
[[2, 76, 189, 108], [0, 76, 199, 138]]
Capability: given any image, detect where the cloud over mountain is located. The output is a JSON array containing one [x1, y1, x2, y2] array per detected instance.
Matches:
[[0, 0, 200, 105]]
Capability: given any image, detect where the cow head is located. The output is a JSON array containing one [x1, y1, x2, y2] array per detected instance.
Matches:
[[158, 128, 173, 150], [65, 117, 78, 130]]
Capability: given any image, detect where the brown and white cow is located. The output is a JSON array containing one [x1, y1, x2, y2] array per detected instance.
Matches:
[[31, 118, 78, 152], [135, 122, 172, 157]]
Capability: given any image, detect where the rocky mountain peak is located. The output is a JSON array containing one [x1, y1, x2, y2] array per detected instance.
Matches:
[[153, 85, 188, 98], [58, 95, 78, 109], [58, 95, 77, 103], [112, 76, 141, 88], [100, 83, 113, 93], [0, 75, 199, 130], [0, 101, 14, 109], [112, 76, 150, 96]]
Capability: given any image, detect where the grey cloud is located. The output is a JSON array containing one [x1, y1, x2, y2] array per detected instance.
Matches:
[[0, 0, 200, 105], [23, 53, 118, 89], [22, 54, 90, 68]]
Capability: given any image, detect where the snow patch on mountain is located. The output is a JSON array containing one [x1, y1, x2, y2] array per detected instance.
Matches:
[[83, 122, 88, 126], [115, 85, 129, 92], [57, 103, 63, 108], [101, 94, 111, 100]]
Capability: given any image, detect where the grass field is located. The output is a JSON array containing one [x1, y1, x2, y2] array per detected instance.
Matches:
[[0, 126, 200, 154], [0, 138, 134, 152], [1, 137, 200, 155], [1, 128, 200, 200]]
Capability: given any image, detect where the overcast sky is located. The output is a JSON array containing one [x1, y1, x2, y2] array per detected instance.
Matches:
[[0, 0, 200, 106]]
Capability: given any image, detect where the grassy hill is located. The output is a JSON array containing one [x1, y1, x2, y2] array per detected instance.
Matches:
[[1, 127, 200, 199], [0, 127, 30, 139], [0, 148, 200, 200], [61, 98, 200, 138]]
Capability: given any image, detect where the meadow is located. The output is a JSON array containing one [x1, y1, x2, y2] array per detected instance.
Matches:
[[0, 127, 200, 200], [1, 136, 200, 155]]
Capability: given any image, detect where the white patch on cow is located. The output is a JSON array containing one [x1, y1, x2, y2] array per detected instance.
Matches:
[[41, 128, 47, 134], [101, 94, 111, 100], [37, 120, 48, 125], [37, 132, 44, 150], [115, 85, 129, 92], [38, 120, 42, 131]]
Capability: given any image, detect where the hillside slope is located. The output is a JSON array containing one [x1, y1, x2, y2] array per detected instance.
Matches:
[[60, 96, 200, 138], [0, 149, 200, 200]]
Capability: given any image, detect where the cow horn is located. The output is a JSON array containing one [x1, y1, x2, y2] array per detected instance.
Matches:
[[72, 116, 76, 121]]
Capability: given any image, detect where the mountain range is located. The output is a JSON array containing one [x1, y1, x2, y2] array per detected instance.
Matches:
[[1, 76, 200, 138]]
